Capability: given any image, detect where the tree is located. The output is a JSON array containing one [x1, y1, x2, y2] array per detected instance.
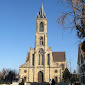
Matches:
[[2, 69, 8, 80], [0, 72, 3, 84], [0, 72, 2, 80], [57, 0, 85, 51], [5, 70, 17, 83], [81, 40, 85, 51], [73, 70, 76, 74], [0, 69, 18, 84], [21, 79, 24, 85], [70, 70, 79, 83], [62, 68, 71, 82]]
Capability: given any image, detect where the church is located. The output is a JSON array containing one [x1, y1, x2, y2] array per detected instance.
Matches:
[[19, 3, 67, 83]]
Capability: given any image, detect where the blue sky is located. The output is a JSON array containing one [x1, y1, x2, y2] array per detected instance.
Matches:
[[0, 0, 80, 73]]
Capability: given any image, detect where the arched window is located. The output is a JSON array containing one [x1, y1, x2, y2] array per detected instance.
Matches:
[[61, 64, 64, 70], [38, 48, 44, 65], [40, 22, 44, 32], [47, 54, 50, 65], [40, 37, 43, 45], [42, 54, 44, 65], [32, 54, 34, 65], [39, 54, 40, 65], [39, 48, 44, 53]]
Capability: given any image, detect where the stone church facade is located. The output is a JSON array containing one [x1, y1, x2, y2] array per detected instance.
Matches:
[[19, 3, 67, 83]]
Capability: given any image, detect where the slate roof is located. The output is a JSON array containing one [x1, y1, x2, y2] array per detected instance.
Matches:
[[52, 52, 66, 62], [36, 3, 46, 18]]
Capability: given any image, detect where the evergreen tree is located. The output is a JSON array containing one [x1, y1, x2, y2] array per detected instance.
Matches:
[[62, 68, 71, 82], [21, 79, 24, 85]]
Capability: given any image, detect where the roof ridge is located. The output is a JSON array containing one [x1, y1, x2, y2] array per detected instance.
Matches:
[[52, 51, 65, 53]]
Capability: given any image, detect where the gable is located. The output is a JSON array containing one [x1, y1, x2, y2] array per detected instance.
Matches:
[[20, 61, 29, 68]]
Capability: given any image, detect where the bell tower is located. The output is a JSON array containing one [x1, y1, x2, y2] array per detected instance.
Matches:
[[35, 3, 48, 50]]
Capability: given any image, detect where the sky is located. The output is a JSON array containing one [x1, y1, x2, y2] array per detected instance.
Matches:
[[0, 0, 80, 73]]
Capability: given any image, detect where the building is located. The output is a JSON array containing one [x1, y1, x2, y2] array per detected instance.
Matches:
[[78, 44, 85, 85], [19, 3, 67, 83]]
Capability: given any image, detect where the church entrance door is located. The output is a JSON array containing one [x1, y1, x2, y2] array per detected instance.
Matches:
[[38, 71, 43, 83], [24, 77, 26, 82], [55, 77, 58, 83]]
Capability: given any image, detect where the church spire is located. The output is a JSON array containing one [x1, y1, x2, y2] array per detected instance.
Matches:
[[36, 3, 46, 18]]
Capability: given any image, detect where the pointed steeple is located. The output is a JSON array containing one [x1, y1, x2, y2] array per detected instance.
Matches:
[[36, 3, 47, 19]]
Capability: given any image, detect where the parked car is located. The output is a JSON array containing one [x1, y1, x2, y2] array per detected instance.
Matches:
[[75, 81, 81, 85]]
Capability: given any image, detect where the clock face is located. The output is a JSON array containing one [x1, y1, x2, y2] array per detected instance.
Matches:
[[24, 70, 27, 73]]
